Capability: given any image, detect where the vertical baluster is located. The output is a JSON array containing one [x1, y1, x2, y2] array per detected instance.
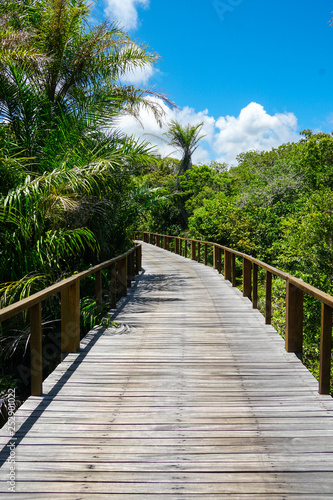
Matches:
[[265, 271, 272, 323], [110, 263, 117, 308], [319, 303, 333, 394], [252, 264, 258, 309], [30, 302, 43, 396], [285, 280, 303, 356], [213, 245, 218, 269], [243, 258, 252, 298], [224, 250, 232, 281], [232, 253, 236, 287], [204, 244, 208, 266], [136, 245, 142, 273], [61, 281, 80, 353], [197, 242, 201, 263], [191, 241, 196, 260]]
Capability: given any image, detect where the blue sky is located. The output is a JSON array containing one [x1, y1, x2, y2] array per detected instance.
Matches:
[[95, 0, 333, 165]]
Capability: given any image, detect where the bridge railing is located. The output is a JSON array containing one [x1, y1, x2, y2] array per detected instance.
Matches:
[[0, 244, 142, 397], [137, 231, 333, 395]]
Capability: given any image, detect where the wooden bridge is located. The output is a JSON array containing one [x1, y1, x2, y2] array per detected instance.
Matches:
[[1, 235, 333, 498]]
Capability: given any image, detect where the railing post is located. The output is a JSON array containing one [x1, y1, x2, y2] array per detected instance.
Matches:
[[196, 242, 200, 263], [265, 271, 272, 324], [149, 233, 153, 244], [232, 254, 236, 287], [175, 237, 179, 255], [184, 240, 188, 258], [95, 270, 103, 305], [127, 252, 134, 288], [30, 302, 43, 396], [136, 244, 142, 273], [285, 280, 303, 356], [243, 258, 252, 298], [213, 245, 218, 269], [204, 244, 208, 266], [163, 236, 167, 250], [216, 247, 221, 274], [110, 263, 117, 308], [61, 280, 80, 354], [224, 250, 232, 281], [156, 235, 160, 247], [319, 303, 333, 394], [117, 257, 127, 298], [252, 264, 258, 309], [191, 240, 196, 260]]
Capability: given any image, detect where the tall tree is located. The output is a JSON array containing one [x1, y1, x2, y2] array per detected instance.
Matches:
[[164, 120, 205, 227], [164, 120, 205, 187], [0, 0, 165, 160]]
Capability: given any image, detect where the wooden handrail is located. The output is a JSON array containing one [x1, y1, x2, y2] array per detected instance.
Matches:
[[137, 231, 333, 395], [0, 244, 142, 396]]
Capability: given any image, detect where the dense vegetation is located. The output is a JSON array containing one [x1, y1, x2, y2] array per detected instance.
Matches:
[[0, 0, 165, 416], [137, 130, 333, 385], [1, 0, 333, 418]]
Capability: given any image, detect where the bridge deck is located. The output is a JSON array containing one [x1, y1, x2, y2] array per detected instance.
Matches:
[[1, 242, 333, 498]]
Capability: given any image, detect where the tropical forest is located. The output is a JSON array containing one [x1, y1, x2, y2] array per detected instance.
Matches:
[[1, 0, 333, 422]]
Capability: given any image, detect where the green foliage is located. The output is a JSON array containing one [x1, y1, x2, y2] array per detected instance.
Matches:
[[0, 0, 167, 414], [189, 193, 257, 255], [141, 130, 333, 392], [80, 297, 116, 332]]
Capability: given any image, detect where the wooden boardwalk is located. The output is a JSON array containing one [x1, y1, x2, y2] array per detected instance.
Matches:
[[1, 242, 333, 498]]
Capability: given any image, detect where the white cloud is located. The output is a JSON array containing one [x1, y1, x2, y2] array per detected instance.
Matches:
[[116, 99, 299, 166], [121, 63, 156, 86], [214, 103, 299, 163], [116, 98, 215, 164], [104, 0, 149, 30]]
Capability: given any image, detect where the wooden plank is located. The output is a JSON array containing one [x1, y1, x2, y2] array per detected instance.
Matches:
[[1, 242, 333, 497]]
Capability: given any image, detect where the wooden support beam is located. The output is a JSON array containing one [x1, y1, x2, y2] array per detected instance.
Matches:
[[213, 245, 218, 270], [243, 258, 252, 298], [191, 241, 196, 261], [175, 238, 179, 255], [197, 242, 201, 263], [285, 280, 303, 355], [184, 240, 188, 258], [204, 244, 208, 266], [232, 253, 236, 287], [95, 270, 102, 305], [253, 264, 258, 309], [265, 271, 272, 324], [109, 263, 117, 309], [30, 302, 43, 396], [117, 257, 127, 298], [136, 245, 142, 273], [127, 252, 134, 288], [224, 250, 232, 281], [61, 281, 80, 354], [319, 303, 333, 394], [217, 247, 221, 274]]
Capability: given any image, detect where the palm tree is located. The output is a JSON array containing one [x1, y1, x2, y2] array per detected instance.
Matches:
[[164, 120, 205, 187], [163, 120, 205, 227], [0, 0, 166, 159]]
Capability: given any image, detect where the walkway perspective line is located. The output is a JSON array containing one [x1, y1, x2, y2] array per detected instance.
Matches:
[[1, 241, 333, 498]]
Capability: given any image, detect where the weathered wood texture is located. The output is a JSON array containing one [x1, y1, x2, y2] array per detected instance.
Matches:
[[1, 242, 333, 498]]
